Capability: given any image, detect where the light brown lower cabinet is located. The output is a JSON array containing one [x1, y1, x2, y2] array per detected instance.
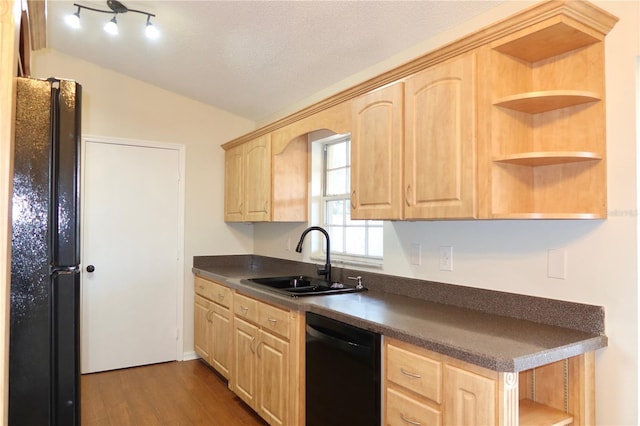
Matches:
[[443, 364, 495, 425], [385, 337, 595, 426], [194, 276, 595, 426], [231, 292, 302, 426], [194, 276, 233, 379], [194, 275, 303, 425], [194, 294, 211, 360]]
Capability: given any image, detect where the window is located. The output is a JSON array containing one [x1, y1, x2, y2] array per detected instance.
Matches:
[[311, 133, 383, 265]]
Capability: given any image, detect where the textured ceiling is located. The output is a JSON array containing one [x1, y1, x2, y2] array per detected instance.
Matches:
[[46, 1, 504, 123]]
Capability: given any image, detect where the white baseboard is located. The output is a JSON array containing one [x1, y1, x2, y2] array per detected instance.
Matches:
[[182, 351, 200, 361]]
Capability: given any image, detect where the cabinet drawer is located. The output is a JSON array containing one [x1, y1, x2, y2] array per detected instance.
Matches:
[[234, 293, 259, 324], [258, 302, 290, 339], [387, 343, 442, 404], [210, 281, 232, 308], [386, 387, 441, 426], [195, 276, 216, 300]]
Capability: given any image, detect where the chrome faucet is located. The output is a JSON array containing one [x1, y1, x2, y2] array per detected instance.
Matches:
[[295, 226, 332, 283]]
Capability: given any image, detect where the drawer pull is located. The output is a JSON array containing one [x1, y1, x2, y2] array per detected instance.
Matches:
[[268, 318, 278, 324], [400, 368, 421, 379], [400, 414, 421, 426], [240, 305, 249, 314], [217, 293, 225, 300]]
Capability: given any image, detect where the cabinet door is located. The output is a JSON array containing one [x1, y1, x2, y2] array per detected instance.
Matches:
[[224, 144, 244, 222], [404, 53, 477, 219], [209, 303, 231, 379], [243, 134, 272, 222], [444, 365, 495, 426], [351, 82, 404, 220], [233, 316, 259, 408], [257, 329, 289, 426], [194, 295, 210, 360]]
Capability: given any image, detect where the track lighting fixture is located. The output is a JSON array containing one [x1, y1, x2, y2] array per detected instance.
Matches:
[[65, 1, 159, 39]]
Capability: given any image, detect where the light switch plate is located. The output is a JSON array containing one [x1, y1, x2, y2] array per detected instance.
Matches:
[[439, 246, 453, 271]]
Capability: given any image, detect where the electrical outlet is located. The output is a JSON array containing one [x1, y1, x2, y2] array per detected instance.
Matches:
[[439, 246, 453, 271]]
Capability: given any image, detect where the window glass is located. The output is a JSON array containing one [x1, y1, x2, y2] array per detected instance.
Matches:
[[325, 168, 348, 196]]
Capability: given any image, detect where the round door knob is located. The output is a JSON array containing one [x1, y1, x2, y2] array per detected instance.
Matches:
[[86, 265, 95, 273]]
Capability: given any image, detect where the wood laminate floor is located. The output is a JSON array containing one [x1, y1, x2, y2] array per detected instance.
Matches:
[[81, 360, 268, 426]]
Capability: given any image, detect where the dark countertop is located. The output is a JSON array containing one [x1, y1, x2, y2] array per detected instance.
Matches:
[[193, 255, 607, 373]]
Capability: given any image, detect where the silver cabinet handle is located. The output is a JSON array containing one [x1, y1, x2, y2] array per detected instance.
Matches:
[[400, 367, 421, 379], [240, 305, 249, 314], [400, 414, 421, 425], [351, 190, 356, 210], [268, 318, 277, 324], [217, 293, 225, 301]]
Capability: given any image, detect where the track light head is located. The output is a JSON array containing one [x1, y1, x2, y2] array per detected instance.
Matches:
[[104, 16, 118, 35], [145, 16, 160, 40], [64, 6, 81, 29]]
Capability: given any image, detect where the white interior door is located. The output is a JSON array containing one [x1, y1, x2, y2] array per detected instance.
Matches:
[[81, 138, 183, 374]]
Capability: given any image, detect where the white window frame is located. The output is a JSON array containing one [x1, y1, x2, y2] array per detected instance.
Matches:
[[309, 132, 383, 268]]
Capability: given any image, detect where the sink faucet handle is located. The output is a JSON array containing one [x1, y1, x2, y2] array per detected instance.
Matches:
[[317, 265, 329, 277], [348, 276, 364, 289]]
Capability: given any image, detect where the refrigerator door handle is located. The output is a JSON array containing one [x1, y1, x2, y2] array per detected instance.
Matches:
[[50, 266, 80, 276]]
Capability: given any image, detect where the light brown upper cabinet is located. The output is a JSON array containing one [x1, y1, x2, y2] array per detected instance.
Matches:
[[404, 53, 476, 219], [351, 53, 476, 220], [224, 132, 308, 223], [224, 134, 272, 222], [223, 101, 352, 223], [477, 10, 616, 219], [351, 82, 404, 220]]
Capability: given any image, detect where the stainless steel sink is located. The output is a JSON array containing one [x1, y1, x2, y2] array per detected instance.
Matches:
[[243, 275, 366, 297]]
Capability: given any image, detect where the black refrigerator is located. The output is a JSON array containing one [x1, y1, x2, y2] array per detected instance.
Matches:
[[10, 77, 82, 425]]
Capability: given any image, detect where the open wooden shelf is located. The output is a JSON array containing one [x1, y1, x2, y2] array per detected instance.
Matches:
[[493, 151, 602, 167], [519, 399, 573, 426], [483, 4, 616, 220], [493, 21, 601, 63], [493, 90, 600, 114]]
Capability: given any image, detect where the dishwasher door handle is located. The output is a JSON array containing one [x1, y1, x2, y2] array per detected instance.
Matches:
[[306, 323, 372, 358]]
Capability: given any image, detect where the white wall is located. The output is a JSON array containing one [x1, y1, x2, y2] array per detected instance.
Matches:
[[31, 50, 256, 358], [254, 1, 640, 424]]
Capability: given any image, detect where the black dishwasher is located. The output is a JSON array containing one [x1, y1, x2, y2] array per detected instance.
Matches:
[[305, 312, 381, 426]]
